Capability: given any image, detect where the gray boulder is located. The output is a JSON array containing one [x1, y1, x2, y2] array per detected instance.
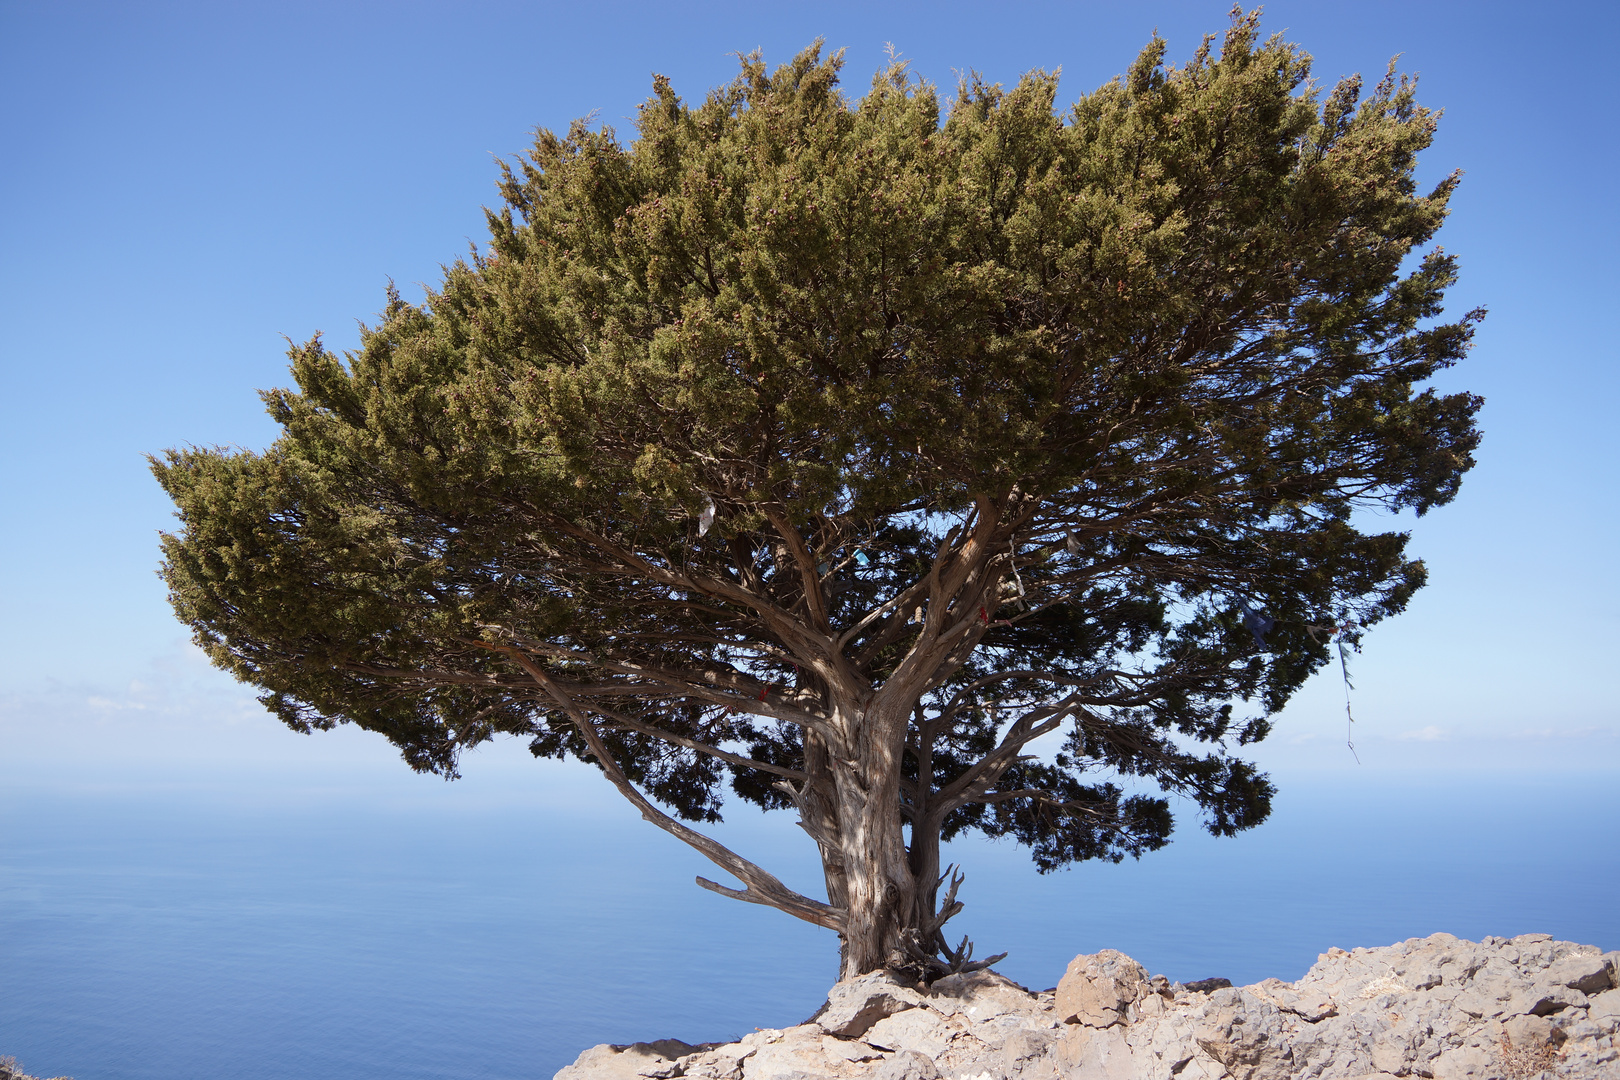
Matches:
[[553, 933, 1620, 1079]]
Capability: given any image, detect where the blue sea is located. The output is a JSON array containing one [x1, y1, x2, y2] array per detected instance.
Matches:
[[3, 764, 1616, 1080]]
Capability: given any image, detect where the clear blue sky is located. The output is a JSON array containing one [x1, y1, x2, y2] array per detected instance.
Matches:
[[2, 0, 1616, 789]]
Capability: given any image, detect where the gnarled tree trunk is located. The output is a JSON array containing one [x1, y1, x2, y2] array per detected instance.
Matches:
[[828, 702, 913, 979], [803, 697, 998, 982]]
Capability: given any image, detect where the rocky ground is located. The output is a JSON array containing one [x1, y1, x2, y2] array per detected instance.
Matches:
[[556, 934, 1620, 1079], [0, 1057, 69, 1080]]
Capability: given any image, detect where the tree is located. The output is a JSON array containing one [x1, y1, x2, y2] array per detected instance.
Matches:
[[153, 12, 1481, 984]]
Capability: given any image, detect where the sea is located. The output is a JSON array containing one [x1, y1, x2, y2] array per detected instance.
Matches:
[[3, 755, 1616, 1080]]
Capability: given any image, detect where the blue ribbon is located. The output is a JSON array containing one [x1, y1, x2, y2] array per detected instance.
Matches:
[[1240, 602, 1274, 649]]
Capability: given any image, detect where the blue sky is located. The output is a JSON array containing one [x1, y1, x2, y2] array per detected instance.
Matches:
[[2, 0, 1616, 796]]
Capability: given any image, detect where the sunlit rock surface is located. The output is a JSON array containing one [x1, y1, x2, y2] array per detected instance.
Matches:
[[555, 934, 1620, 1080]]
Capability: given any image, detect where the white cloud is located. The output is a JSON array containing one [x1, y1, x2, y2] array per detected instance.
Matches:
[[1396, 725, 1449, 742]]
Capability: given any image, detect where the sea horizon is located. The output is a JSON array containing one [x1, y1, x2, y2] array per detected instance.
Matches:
[[4, 732, 1614, 1080]]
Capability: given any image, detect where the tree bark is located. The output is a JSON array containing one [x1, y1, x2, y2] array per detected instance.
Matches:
[[829, 699, 916, 980], [800, 731, 849, 918]]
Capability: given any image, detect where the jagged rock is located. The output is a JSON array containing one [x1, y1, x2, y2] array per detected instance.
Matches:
[[928, 970, 1050, 1020], [743, 1026, 886, 1080], [554, 934, 1620, 1079], [0, 1058, 70, 1080], [875, 1051, 940, 1080], [808, 970, 926, 1038], [555, 1040, 707, 1080], [1181, 978, 1233, 994], [997, 1027, 1061, 1079], [1054, 951, 1149, 1028], [1591, 988, 1620, 1026], [864, 1007, 954, 1058]]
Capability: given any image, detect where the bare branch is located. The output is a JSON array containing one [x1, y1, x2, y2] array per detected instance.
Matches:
[[494, 642, 845, 933]]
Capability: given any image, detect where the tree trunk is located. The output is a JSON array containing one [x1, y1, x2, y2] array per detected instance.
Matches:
[[907, 809, 943, 951], [828, 700, 916, 981], [800, 731, 849, 934], [835, 828, 913, 978]]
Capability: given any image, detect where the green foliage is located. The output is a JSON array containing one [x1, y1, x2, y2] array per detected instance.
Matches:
[[154, 12, 1480, 875]]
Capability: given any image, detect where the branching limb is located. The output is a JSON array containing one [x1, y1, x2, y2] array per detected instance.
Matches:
[[539, 506, 838, 667], [933, 701, 1073, 813], [772, 779, 845, 868], [468, 630, 835, 737], [497, 644, 846, 933], [933, 670, 1099, 728], [590, 704, 809, 782], [762, 504, 833, 635]]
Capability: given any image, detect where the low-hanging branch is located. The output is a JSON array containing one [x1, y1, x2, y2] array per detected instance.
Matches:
[[508, 644, 845, 932]]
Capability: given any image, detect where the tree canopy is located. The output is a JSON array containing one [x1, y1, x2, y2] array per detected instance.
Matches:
[[154, 12, 1481, 981]]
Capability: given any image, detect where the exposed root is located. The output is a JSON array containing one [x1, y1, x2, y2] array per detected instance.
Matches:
[[885, 866, 1008, 985]]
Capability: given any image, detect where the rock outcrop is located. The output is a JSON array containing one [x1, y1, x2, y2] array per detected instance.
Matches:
[[0, 1057, 70, 1080], [555, 933, 1620, 1080]]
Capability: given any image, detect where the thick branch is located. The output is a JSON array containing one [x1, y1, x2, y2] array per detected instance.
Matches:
[[933, 702, 1072, 813], [593, 704, 808, 782], [498, 644, 845, 932]]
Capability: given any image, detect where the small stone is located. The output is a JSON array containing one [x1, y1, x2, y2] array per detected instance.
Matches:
[[874, 1051, 938, 1080], [1133, 992, 1166, 1019], [1502, 1013, 1556, 1048]]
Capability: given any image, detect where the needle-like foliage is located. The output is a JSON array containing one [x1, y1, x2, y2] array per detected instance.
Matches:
[[154, 11, 1481, 981]]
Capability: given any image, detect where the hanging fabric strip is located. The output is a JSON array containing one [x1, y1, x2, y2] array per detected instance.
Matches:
[[1009, 540, 1026, 610], [1336, 622, 1359, 763], [1240, 601, 1274, 649]]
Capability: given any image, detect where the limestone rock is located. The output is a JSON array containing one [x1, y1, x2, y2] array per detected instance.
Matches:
[[743, 1026, 885, 1080], [874, 1050, 938, 1080], [927, 969, 1051, 1024], [1054, 950, 1150, 1027], [1589, 987, 1620, 1029], [555, 1040, 706, 1080], [1548, 952, 1616, 995], [863, 1007, 953, 1058], [807, 970, 926, 1038], [554, 933, 1620, 1080]]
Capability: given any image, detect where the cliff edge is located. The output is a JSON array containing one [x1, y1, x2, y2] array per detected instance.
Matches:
[[556, 933, 1620, 1080]]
